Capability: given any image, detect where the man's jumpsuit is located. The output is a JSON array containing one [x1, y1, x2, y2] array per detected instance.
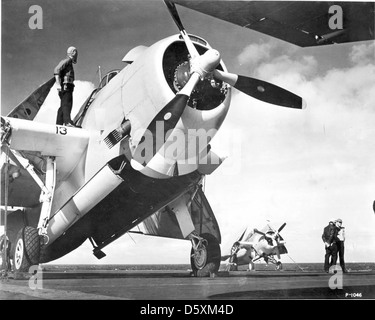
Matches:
[[54, 56, 75, 125]]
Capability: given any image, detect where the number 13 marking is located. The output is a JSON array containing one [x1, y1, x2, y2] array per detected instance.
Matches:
[[56, 126, 67, 135]]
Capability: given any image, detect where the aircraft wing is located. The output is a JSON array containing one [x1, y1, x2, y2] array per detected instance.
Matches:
[[243, 227, 277, 246], [172, 1, 375, 47], [1, 117, 90, 207], [1, 76, 90, 208], [236, 240, 254, 250], [6, 77, 55, 120], [133, 186, 221, 243]]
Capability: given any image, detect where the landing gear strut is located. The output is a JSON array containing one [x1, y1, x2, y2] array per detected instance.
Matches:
[[190, 233, 221, 277]]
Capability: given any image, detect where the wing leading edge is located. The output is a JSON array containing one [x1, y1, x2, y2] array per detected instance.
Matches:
[[172, 1, 375, 47]]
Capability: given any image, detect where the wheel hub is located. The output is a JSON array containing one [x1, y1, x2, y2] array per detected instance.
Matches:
[[193, 246, 207, 269], [14, 238, 24, 269]]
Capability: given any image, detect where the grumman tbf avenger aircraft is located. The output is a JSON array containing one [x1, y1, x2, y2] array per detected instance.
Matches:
[[1, 1, 374, 277], [221, 222, 288, 271]]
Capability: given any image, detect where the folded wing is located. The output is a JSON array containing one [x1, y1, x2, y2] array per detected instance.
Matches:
[[172, 1, 375, 47]]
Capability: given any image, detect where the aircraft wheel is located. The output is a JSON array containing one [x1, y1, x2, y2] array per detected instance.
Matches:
[[13, 226, 40, 273], [276, 261, 283, 271], [190, 233, 221, 277]]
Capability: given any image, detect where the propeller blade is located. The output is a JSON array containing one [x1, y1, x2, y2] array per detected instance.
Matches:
[[164, 0, 185, 33], [164, 0, 199, 59], [278, 222, 287, 233], [270, 223, 286, 242], [235, 75, 306, 109], [132, 73, 201, 166], [213, 70, 306, 109], [254, 228, 266, 237], [237, 228, 247, 242]]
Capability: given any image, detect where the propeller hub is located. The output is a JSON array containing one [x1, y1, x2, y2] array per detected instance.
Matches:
[[200, 49, 221, 72], [193, 49, 221, 76]]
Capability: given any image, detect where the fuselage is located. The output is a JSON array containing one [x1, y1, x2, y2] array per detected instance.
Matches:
[[235, 238, 277, 264]]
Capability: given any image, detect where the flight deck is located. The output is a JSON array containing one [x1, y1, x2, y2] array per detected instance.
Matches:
[[1, 268, 374, 300]]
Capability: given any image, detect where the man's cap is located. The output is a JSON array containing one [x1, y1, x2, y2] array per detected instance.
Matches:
[[329, 218, 336, 223], [336, 218, 342, 223], [67, 46, 77, 54]]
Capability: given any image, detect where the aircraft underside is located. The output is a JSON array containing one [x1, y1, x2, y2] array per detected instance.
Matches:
[[40, 154, 203, 263]]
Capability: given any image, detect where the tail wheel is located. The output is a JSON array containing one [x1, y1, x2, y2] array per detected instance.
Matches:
[[13, 226, 41, 272], [190, 233, 221, 277]]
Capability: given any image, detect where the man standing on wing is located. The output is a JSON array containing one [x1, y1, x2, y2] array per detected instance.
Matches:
[[54, 46, 78, 127]]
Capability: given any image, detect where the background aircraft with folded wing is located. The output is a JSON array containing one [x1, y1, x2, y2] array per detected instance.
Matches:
[[221, 222, 287, 271]]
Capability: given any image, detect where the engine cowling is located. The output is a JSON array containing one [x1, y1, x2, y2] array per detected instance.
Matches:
[[123, 34, 231, 178]]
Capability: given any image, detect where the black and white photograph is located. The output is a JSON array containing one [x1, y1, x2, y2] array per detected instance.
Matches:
[[1, 0, 375, 305]]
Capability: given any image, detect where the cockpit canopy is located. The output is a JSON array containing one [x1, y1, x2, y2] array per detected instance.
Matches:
[[98, 70, 120, 89]]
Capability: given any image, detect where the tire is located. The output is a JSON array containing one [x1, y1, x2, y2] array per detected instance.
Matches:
[[13, 226, 40, 272], [190, 233, 221, 277]]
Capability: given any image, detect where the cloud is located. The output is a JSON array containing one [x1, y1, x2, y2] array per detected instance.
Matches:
[[255, 54, 318, 81], [237, 41, 276, 66], [349, 42, 375, 65]]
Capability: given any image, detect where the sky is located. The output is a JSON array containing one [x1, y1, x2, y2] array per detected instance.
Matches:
[[1, 0, 375, 266]]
